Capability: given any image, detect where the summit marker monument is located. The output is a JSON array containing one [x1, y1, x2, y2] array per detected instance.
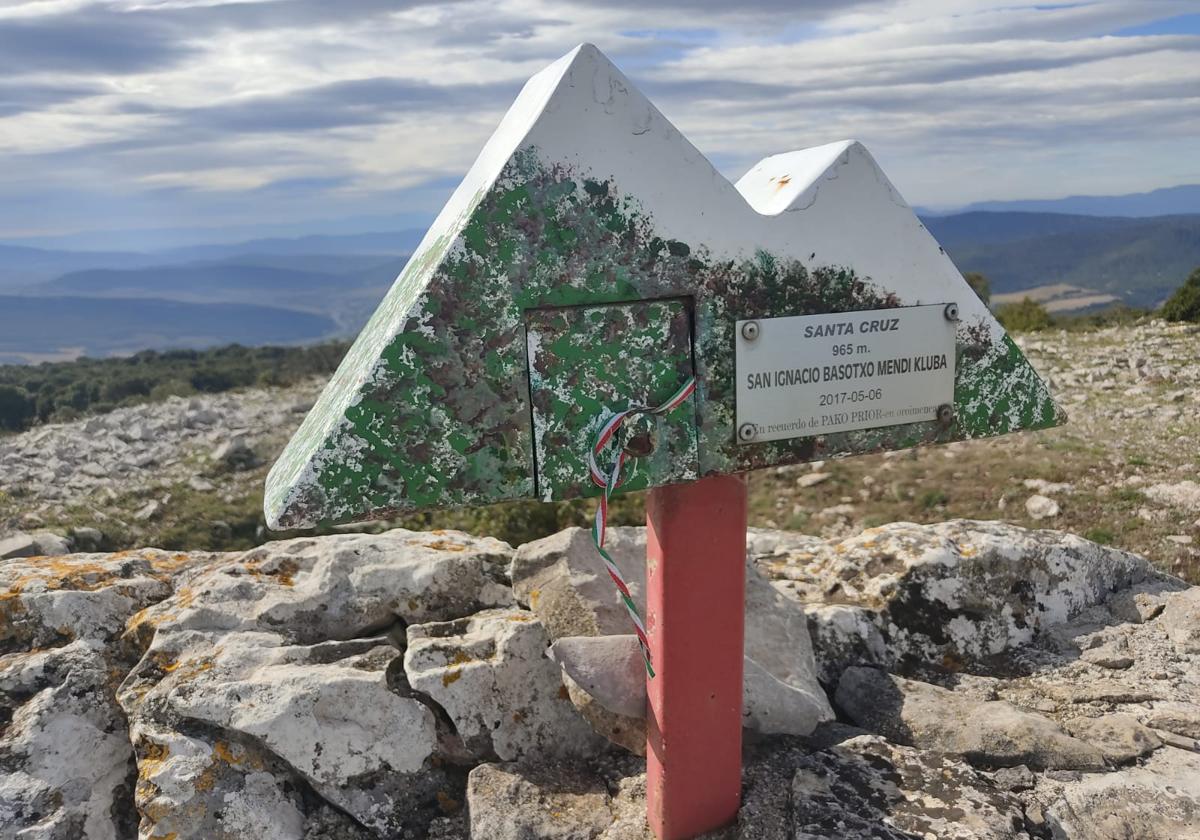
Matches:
[[267, 43, 1063, 839]]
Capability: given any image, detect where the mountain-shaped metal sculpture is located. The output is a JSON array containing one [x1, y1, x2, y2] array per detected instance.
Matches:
[[265, 43, 1064, 530]]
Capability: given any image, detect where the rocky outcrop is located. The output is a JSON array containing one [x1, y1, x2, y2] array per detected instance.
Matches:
[[513, 526, 834, 743], [0, 549, 216, 839], [405, 608, 606, 762], [835, 668, 1108, 770], [753, 519, 1182, 682], [117, 529, 515, 838], [465, 757, 646, 840], [0, 386, 320, 549], [5, 520, 1200, 838]]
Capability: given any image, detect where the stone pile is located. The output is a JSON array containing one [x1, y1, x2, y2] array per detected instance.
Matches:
[[0, 383, 319, 539], [3, 520, 1200, 839]]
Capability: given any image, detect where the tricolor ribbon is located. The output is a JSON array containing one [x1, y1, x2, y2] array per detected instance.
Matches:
[[588, 376, 697, 678]]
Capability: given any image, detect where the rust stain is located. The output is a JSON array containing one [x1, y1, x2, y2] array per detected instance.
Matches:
[[436, 790, 461, 814], [137, 741, 170, 780], [775, 174, 792, 190], [242, 557, 300, 587], [418, 538, 467, 552]]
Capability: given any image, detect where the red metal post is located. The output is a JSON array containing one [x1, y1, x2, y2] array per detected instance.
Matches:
[[645, 473, 747, 839]]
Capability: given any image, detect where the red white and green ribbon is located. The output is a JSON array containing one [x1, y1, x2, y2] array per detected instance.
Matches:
[[588, 376, 696, 678]]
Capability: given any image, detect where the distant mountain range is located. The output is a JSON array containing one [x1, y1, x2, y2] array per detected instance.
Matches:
[[0, 295, 337, 365], [924, 212, 1200, 307], [1, 209, 1198, 362], [921, 183, 1200, 218]]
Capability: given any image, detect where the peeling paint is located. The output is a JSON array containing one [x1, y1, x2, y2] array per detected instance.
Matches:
[[265, 45, 1062, 530]]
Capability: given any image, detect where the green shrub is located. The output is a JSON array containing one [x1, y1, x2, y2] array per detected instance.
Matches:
[[996, 298, 1052, 332], [0, 341, 349, 433], [1161, 266, 1200, 323], [0, 384, 35, 431], [963, 271, 990, 305]]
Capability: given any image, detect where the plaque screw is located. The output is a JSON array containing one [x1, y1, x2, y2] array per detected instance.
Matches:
[[737, 423, 757, 442], [943, 303, 960, 322], [741, 321, 760, 342], [937, 404, 955, 425]]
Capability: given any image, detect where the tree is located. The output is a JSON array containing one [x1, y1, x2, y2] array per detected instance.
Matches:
[[1161, 266, 1200, 323], [963, 271, 991, 305], [996, 297, 1052, 332], [0, 384, 35, 431]]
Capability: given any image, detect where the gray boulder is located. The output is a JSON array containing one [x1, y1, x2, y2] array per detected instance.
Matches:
[[210, 435, 258, 471], [835, 667, 1108, 770], [118, 529, 515, 838], [466, 760, 643, 840], [405, 608, 605, 762], [758, 519, 1180, 681], [739, 731, 1033, 839], [512, 526, 833, 744], [0, 531, 40, 559]]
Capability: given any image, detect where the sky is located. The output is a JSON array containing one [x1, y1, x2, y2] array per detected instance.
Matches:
[[1, 0, 1197, 250]]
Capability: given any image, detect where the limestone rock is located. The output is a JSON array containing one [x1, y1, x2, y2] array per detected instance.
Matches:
[[123, 529, 513, 646], [513, 526, 832, 744], [0, 641, 138, 840], [71, 526, 104, 552], [548, 635, 646, 719], [761, 519, 1175, 681], [1080, 636, 1135, 669], [133, 500, 161, 521], [119, 530, 516, 838], [466, 762, 614, 840], [1025, 494, 1060, 519], [128, 720, 370, 840], [835, 667, 1106, 770], [405, 608, 605, 762], [0, 382, 324, 546], [1042, 745, 1200, 839], [1141, 701, 1200, 740], [739, 730, 1031, 839], [1161, 588, 1200, 654], [797, 472, 830, 488], [1062, 714, 1161, 764], [210, 435, 258, 471], [466, 755, 647, 840], [0, 531, 40, 559], [1145, 480, 1200, 512], [125, 637, 443, 836], [511, 526, 647, 639], [0, 547, 218, 651], [560, 669, 646, 757]]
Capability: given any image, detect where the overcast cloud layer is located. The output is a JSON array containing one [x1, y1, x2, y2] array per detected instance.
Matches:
[[1, 0, 1197, 247]]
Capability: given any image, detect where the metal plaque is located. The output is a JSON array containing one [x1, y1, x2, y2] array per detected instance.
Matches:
[[735, 304, 957, 443]]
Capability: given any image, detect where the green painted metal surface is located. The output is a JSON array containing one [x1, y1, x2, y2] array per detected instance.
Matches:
[[527, 299, 699, 501]]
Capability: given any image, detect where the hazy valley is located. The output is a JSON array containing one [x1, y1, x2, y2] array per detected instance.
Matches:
[[2, 200, 1199, 363]]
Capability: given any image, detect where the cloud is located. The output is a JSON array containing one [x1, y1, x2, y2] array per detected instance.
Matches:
[[0, 0, 1197, 240], [0, 80, 105, 117], [0, 7, 193, 74]]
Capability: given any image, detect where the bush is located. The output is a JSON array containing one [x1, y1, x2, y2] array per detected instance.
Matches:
[[0, 341, 350, 433], [996, 298, 1052, 332], [963, 271, 990, 305], [0, 384, 35, 431], [1161, 266, 1200, 323]]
